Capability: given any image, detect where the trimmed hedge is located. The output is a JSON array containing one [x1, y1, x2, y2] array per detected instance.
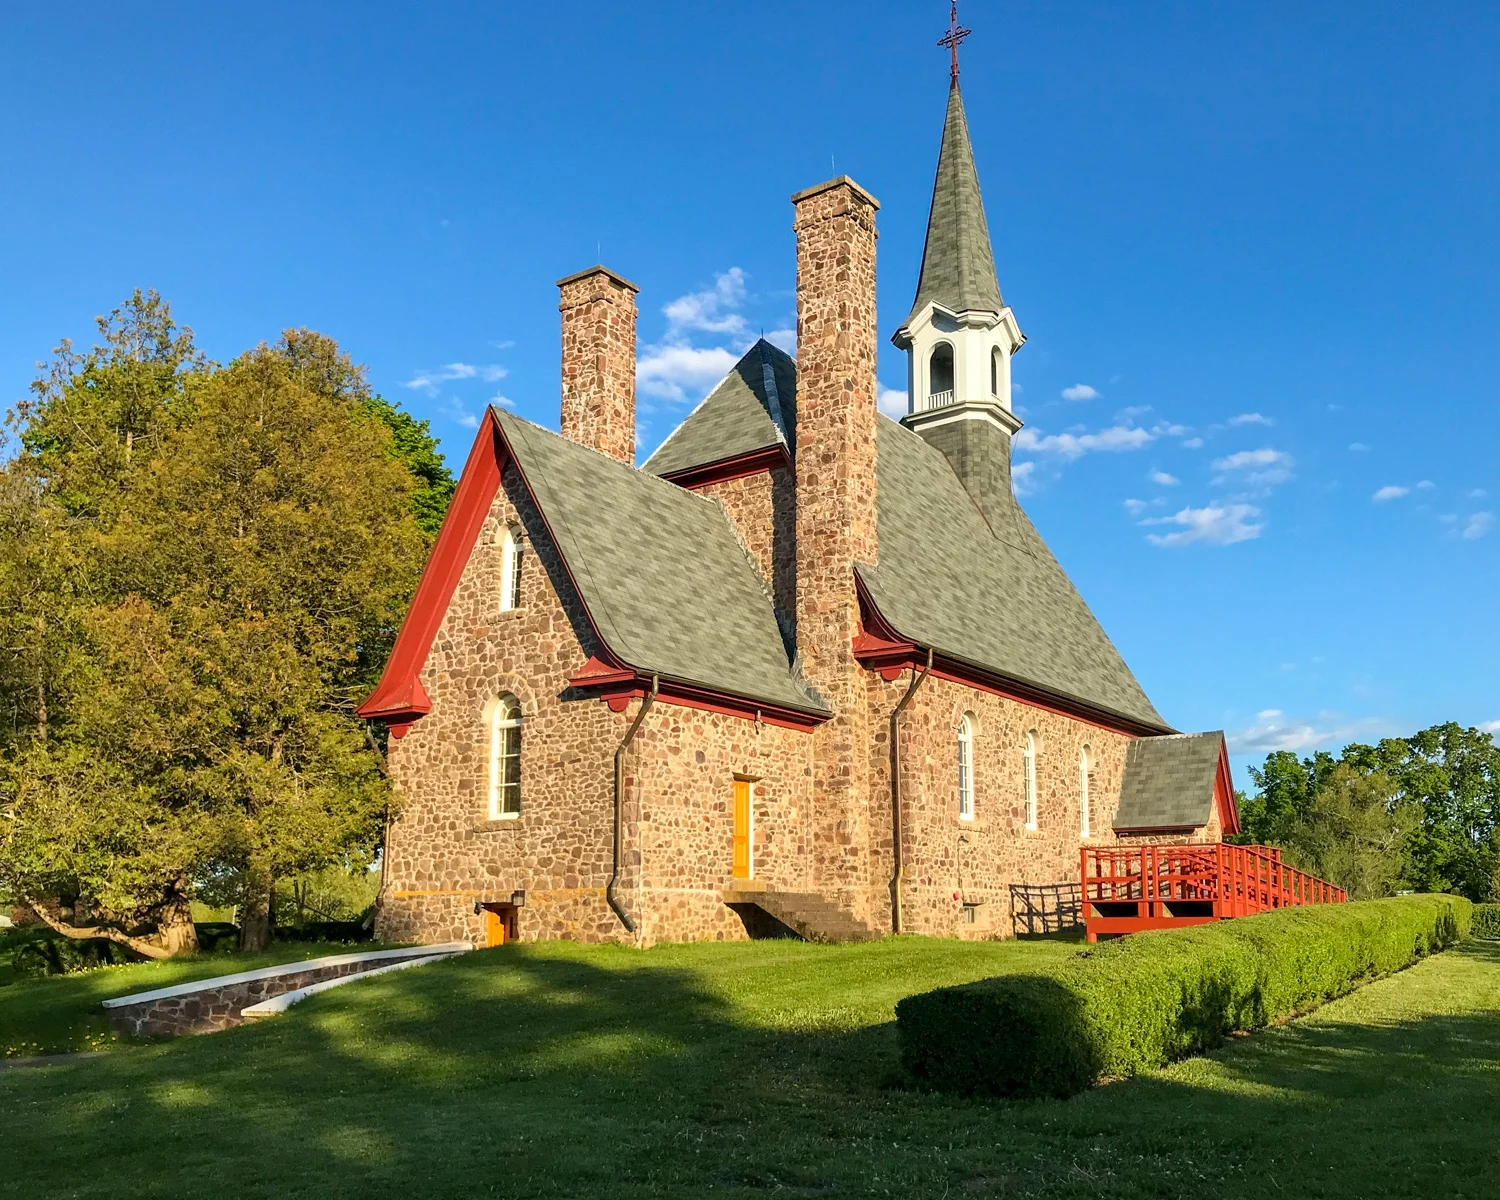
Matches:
[[897, 894, 1471, 1099], [1473, 903, 1500, 939]]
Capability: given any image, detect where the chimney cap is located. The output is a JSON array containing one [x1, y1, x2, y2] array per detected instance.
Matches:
[[556, 264, 640, 293], [789, 175, 880, 210]]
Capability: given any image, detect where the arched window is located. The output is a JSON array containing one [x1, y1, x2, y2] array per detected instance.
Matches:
[[1079, 744, 1092, 838], [499, 525, 523, 612], [487, 695, 522, 820], [991, 346, 1002, 397], [957, 714, 975, 821], [928, 342, 955, 405], [1023, 732, 1038, 830]]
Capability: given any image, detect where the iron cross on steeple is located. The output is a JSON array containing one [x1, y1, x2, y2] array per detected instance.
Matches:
[[938, 0, 972, 85]]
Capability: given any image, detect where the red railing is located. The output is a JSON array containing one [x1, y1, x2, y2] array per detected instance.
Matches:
[[1080, 842, 1346, 942]]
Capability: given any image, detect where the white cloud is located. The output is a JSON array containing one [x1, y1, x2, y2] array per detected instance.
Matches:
[[1149, 470, 1179, 486], [1372, 485, 1410, 502], [878, 385, 908, 419], [1480, 720, 1500, 735], [490, 393, 515, 410], [1463, 511, 1494, 540], [1116, 405, 1153, 420], [1349, 442, 1370, 452], [1212, 447, 1294, 488], [1468, 488, 1489, 499], [1229, 412, 1272, 426], [1152, 421, 1188, 438], [1061, 384, 1100, 401], [1417, 479, 1434, 489], [1011, 461, 1036, 494], [1123, 498, 1148, 516], [456, 411, 480, 430], [1182, 437, 1204, 449], [636, 344, 740, 403], [1228, 710, 1391, 755], [403, 362, 506, 392], [1142, 503, 1263, 547], [1014, 423, 1154, 460], [662, 268, 748, 337]]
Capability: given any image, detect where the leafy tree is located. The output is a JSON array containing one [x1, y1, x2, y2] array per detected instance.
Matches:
[[1240, 722, 1500, 901], [1275, 764, 1421, 899], [1344, 722, 1500, 899], [0, 296, 433, 955]]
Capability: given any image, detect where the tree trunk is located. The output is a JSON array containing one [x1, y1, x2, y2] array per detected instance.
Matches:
[[238, 869, 274, 953], [23, 898, 171, 960], [155, 879, 199, 956]]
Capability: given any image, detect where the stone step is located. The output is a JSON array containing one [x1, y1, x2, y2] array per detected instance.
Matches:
[[723, 888, 880, 944]]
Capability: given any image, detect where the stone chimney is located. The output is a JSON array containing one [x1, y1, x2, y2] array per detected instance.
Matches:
[[557, 265, 639, 464], [790, 175, 880, 914]]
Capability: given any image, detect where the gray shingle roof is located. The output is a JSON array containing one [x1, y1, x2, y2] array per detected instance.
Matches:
[[642, 339, 796, 476], [903, 83, 1004, 329], [1113, 732, 1226, 830], [494, 408, 826, 717], [858, 419, 1169, 731]]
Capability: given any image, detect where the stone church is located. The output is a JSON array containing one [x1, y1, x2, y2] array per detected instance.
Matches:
[[359, 75, 1240, 948]]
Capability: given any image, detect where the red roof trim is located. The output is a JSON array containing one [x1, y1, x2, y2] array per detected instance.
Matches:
[[358, 419, 505, 724], [1215, 739, 1241, 835], [567, 659, 824, 731], [854, 576, 1166, 739], [658, 443, 792, 491]]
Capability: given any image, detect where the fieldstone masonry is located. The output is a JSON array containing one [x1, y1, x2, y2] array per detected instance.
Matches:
[[558, 266, 639, 465]]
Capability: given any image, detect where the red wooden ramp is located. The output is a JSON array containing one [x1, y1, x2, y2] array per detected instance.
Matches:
[[1080, 842, 1346, 943]]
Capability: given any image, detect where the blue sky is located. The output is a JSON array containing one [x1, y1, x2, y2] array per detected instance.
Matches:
[[3, 2, 1496, 778]]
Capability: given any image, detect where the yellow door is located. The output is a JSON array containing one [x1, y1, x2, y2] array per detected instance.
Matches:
[[485, 908, 506, 947], [732, 780, 752, 879]]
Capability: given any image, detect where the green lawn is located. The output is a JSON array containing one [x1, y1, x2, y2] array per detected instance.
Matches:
[[0, 942, 384, 1059], [1, 934, 1496, 1198]]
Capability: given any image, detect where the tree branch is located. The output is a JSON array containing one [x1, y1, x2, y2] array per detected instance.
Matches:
[[21, 899, 171, 960]]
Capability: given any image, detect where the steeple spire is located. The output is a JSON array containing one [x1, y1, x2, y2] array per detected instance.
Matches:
[[903, 77, 1003, 328], [937, 1, 971, 87]]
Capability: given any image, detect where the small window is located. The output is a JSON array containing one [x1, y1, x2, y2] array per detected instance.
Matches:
[[487, 695, 522, 819], [499, 525, 523, 612], [991, 346, 1002, 396], [1023, 732, 1038, 830], [962, 903, 979, 925], [1080, 745, 1092, 838], [957, 714, 975, 820]]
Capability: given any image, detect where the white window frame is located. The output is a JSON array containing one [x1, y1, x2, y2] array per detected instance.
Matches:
[[487, 695, 522, 820], [957, 714, 975, 821], [499, 525, 523, 613], [1079, 744, 1092, 839], [1023, 732, 1038, 831]]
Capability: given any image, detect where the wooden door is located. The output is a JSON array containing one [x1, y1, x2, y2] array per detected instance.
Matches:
[[732, 779, 753, 879], [483, 904, 517, 947]]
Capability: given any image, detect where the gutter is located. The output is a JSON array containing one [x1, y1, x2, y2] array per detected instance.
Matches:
[[889, 649, 933, 934], [608, 675, 658, 933]]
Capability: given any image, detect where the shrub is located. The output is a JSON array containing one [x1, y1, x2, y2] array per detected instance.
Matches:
[[273, 919, 371, 945], [897, 894, 1471, 1099], [1473, 903, 1500, 939]]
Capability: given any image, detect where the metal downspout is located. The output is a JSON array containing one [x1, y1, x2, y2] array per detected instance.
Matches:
[[890, 649, 933, 934], [608, 675, 658, 933]]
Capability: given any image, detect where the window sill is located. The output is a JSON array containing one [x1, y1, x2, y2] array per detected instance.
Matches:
[[473, 817, 521, 832]]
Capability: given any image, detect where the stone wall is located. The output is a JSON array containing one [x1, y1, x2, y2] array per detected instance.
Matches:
[[864, 671, 1133, 939], [378, 461, 819, 949], [380, 462, 632, 947], [105, 959, 375, 1038], [698, 466, 797, 639]]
